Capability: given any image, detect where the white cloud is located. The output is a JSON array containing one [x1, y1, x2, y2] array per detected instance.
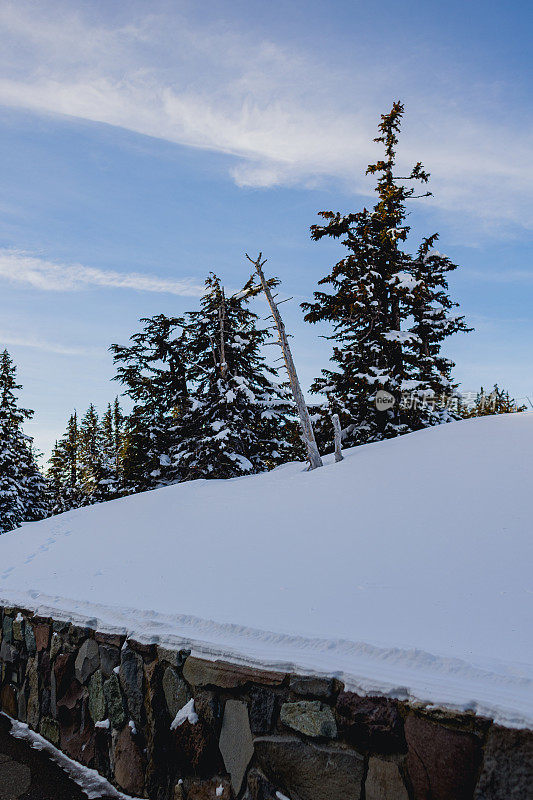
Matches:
[[0, 249, 204, 295], [0, 2, 531, 233], [0, 332, 100, 356]]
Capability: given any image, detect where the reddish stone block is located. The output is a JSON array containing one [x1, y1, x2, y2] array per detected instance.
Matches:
[[127, 639, 157, 660], [114, 725, 145, 796], [33, 624, 50, 652], [336, 691, 405, 753], [95, 630, 126, 648], [182, 657, 286, 689], [405, 714, 481, 800], [53, 653, 75, 700], [56, 678, 87, 712]]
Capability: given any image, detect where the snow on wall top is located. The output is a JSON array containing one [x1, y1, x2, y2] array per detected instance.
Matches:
[[1, 413, 532, 728]]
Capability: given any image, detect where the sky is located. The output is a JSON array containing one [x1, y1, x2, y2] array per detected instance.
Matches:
[[0, 0, 531, 461]]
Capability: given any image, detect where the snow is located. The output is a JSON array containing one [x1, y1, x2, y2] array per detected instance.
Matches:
[[383, 330, 420, 344], [170, 699, 198, 730], [391, 271, 418, 289], [0, 413, 532, 728], [2, 714, 140, 799]]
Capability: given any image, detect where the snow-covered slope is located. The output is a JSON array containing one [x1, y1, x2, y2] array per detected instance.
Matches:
[[1, 413, 532, 728]]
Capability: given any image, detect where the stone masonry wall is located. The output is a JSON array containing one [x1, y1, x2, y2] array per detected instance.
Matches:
[[0, 605, 531, 800]]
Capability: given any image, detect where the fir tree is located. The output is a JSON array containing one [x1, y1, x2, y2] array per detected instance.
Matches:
[[77, 404, 101, 496], [302, 102, 470, 448], [47, 401, 126, 512], [461, 385, 527, 418], [402, 235, 472, 427], [0, 349, 47, 533], [173, 273, 299, 480], [94, 402, 121, 500], [112, 397, 125, 477], [111, 315, 188, 492], [47, 412, 87, 513]]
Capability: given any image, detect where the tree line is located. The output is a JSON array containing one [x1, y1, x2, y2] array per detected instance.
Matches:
[[0, 103, 527, 533]]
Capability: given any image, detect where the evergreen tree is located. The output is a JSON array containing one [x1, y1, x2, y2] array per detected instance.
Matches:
[[173, 273, 299, 480], [402, 235, 472, 427], [111, 315, 188, 492], [461, 385, 527, 418], [47, 401, 126, 512], [0, 349, 47, 533], [94, 399, 124, 500], [47, 412, 89, 513], [302, 102, 470, 448], [78, 404, 103, 496], [112, 397, 125, 477], [23, 441, 49, 522]]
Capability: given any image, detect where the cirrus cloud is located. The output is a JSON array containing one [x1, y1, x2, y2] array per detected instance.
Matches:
[[0, 249, 203, 295], [0, 2, 531, 235]]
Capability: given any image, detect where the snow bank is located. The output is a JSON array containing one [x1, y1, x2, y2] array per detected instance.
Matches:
[[1, 413, 532, 728]]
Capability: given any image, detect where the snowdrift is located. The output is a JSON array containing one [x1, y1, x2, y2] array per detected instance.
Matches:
[[1, 413, 532, 728]]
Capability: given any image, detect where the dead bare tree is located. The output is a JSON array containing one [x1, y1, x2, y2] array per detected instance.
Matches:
[[332, 413, 344, 462], [246, 252, 323, 471]]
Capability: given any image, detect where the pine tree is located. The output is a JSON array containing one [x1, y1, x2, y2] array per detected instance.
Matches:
[[78, 404, 102, 496], [92, 398, 125, 500], [461, 385, 527, 418], [0, 349, 47, 533], [173, 273, 299, 480], [401, 235, 472, 427], [20, 440, 48, 523], [47, 412, 87, 513], [111, 315, 188, 492], [47, 401, 126, 513], [95, 403, 119, 500], [302, 102, 470, 448], [112, 397, 125, 478]]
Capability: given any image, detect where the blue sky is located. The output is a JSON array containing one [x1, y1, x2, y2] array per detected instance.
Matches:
[[0, 0, 531, 460]]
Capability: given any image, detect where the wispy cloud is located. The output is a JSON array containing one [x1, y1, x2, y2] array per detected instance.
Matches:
[[0, 332, 100, 356], [0, 2, 531, 233], [0, 249, 204, 295]]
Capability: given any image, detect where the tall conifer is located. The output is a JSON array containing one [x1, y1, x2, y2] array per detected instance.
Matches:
[[47, 412, 88, 513], [173, 274, 299, 479], [0, 349, 47, 533], [78, 404, 102, 496], [111, 315, 188, 491], [303, 102, 470, 448], [95, 402, 122, 500]]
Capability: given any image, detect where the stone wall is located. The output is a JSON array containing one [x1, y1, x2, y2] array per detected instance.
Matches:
[[0, 605, 531, 800]]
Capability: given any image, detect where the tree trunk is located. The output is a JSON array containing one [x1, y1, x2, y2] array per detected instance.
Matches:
[[332, 414, 344, 462], [247, 253, 323, 470], [218, 286, 228, 379]]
